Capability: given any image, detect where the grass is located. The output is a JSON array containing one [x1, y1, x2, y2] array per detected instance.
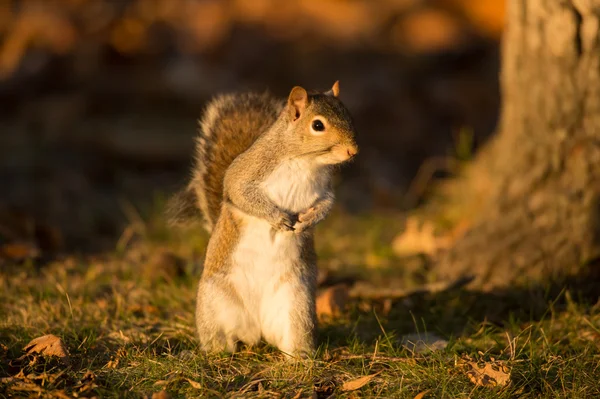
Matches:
[[1, 210, 600, 398]]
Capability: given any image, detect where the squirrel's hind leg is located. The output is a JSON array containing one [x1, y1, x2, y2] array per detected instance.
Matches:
[[260, 278, 316, 358], [196, 277, 258, 353], [198, 330, 239, 353]]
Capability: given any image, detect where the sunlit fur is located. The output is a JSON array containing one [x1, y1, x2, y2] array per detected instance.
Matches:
[[171, 83, 358, 357]]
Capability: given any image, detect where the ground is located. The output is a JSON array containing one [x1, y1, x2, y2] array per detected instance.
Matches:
[[1, 209, 599, 399]]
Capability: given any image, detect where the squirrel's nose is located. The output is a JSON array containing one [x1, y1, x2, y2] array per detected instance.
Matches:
[[347, 146, 358, 158]]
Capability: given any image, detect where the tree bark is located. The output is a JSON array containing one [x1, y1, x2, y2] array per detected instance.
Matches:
[[437, 0, 600, 289]]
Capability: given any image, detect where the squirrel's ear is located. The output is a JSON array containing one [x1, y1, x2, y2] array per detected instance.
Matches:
[[288, 86, 307, 121], [325, 81, 340, 97]]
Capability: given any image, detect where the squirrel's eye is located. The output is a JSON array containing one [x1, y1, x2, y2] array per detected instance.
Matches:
[[312, 120, 325, 132]]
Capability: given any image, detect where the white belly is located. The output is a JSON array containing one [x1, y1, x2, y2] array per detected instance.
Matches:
[[222, 157, 326, 349], [229, 215, 302, 346]]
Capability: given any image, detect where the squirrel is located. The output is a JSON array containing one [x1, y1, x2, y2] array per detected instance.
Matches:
[[167, 81, 358, 357]]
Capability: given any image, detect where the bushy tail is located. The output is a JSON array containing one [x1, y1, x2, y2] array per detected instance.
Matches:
[[165, 186, 201, 226], [167, 92, 283, 232]]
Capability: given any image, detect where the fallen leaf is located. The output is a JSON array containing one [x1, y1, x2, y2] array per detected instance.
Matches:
[[186, 378, 202, 389], [0, 242, 40, 261], [466, 361, 511, 387], [21, 334, 69, 363], [414, 390, 431, 399], [152, 391, 172, 399], [341, 373, 379, 392], [392, 217, 451, 257], [316, 284, 348, 319]]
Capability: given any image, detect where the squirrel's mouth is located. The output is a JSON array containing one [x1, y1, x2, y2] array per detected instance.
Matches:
[[321, 144, 358, 165], [302, 144, 357, 165]]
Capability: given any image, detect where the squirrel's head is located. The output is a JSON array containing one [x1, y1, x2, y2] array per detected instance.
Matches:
[[285, 81, 358, 165]]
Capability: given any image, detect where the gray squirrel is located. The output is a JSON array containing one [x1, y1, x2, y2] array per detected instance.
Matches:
[[168, 82, 358, 357]]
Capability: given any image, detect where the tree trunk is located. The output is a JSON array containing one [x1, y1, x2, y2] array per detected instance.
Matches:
[[437, 0, 600, 289]]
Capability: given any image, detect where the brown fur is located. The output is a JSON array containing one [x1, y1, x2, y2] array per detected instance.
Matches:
[[193, 92, 283, 231]]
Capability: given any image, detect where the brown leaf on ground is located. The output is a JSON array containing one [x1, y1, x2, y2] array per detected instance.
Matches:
[[20, 334, 69, 364], [466, 361, 511, 387], [0, 242, 40, 261], [316, 284, 349, 319], [144, 391, 172, 399], [414, 390, 431, 399], [186, 378, 202, 389], [341, 373, 379, 392], [153, 391, 172, 399]]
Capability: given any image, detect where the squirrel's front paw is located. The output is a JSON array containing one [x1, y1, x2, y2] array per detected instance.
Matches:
[[294, 208, 318, 233], [271, 212, 297, 232]]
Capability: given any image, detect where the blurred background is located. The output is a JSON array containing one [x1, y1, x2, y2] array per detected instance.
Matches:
[[0, 0, 504, 256]]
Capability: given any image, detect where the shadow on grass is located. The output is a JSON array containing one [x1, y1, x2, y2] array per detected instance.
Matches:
[[319, 270, 600, 350]]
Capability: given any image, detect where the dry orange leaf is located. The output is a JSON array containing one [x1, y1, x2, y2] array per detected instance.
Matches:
[[21, 334, 69, 363], [151, 391, 172, 399], [341, 373, 379, 392], [466, 361, 511, 387], [186, 378, 202, 389], [0, 242, 39, 261], [414, 390, 431, 399], [316, 284, 349, 319]]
